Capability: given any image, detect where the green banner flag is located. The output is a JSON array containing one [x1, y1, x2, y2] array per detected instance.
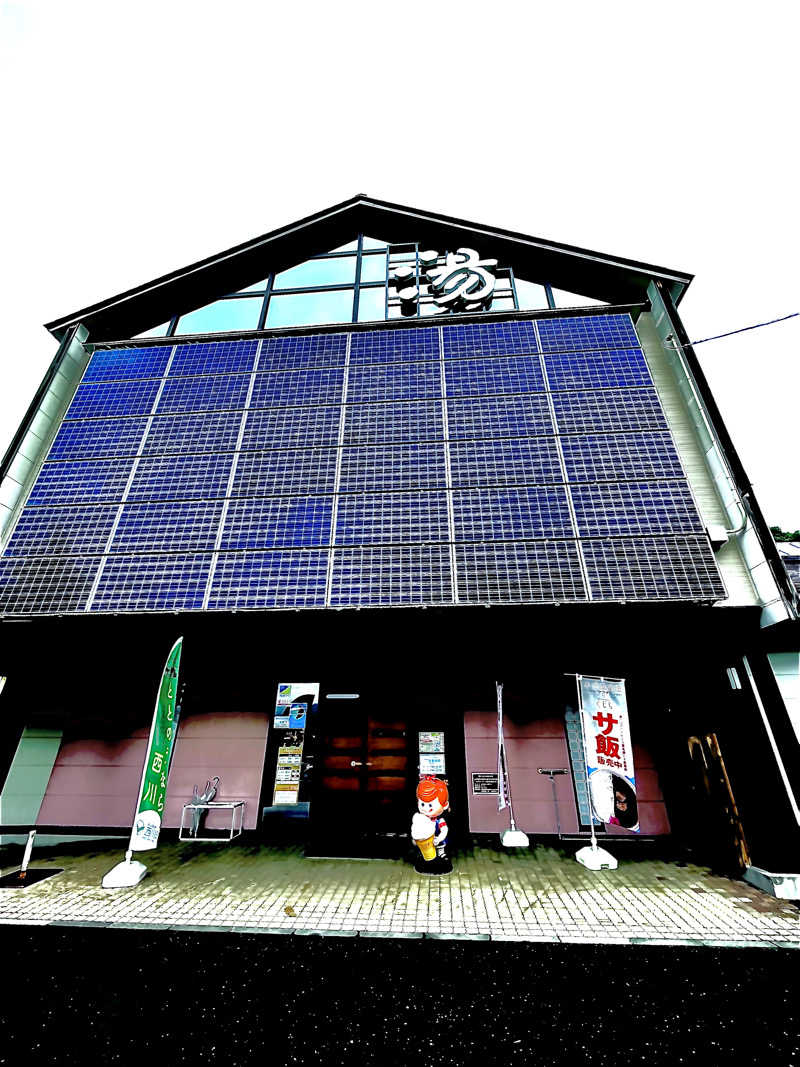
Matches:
[[129, 637, 183, 852]]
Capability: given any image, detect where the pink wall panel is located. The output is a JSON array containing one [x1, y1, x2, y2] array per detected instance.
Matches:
[[37, 712, 269, 831], [463, 711, 669, 836], [464, 713, 578, 833]]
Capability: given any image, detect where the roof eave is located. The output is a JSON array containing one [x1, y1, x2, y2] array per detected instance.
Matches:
[[44, 194, 693, 341]]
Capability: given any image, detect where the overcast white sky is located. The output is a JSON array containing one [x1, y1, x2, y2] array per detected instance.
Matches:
[[1, 1, 798, 525]]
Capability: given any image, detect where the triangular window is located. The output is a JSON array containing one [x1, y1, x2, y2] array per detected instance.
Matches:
[[135, 236, 391, 337], [550, 287, 607, 309], [132, 238, 610, 339]]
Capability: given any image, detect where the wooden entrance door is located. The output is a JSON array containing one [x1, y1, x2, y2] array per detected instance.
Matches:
[[310, 700, 411, 855]]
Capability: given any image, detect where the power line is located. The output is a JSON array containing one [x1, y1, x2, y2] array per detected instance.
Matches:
[[686, 311, 798, 348]]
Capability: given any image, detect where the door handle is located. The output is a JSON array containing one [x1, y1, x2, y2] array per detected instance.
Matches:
[[350, 761, 373, 767]]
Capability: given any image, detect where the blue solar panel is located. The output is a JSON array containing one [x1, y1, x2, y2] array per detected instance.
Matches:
[[455, 541, 587, 603], [83, 346, 171, 383], [259, 333, 347, 372], [329, 545, 452, 606], [127, 453, 235, 502], [347, 361, 441, 403], [143, 410, 243, 455], [112, 500, 225, 554], [157, 373, 251, 414], [220, 497, 332, 550], [571, 482, 706, 537], [26, 459, 131, 507], [241, 405, 341, 451], [449, 437, 563, 487], [250, 366, 345, 407], [0, 556, 100, 614], [537, 314, 639, 352], [446, 394, 553, 440], [581, 536, 727, 600], [453, 486, 573, 540], [91, 553, 211, 612], [342, 400, 443, 445], [3, 505, 117, 557], [444, 356, 545, 397], [208, 549, 328, 609], [561, 433, 683, 483], [0, 314, 726, 615], [443, 320, 538, 359], [335, 492, 450, 545], [339, 443, 447, 493], [46, 417, 149, 462], [552, 389, 669, 435], [65, 379, 162, 420], [544, 349, 652, 392], [350, 327, 439, 364], [232, 448, 336, 497], [169, 339, 258, 378]]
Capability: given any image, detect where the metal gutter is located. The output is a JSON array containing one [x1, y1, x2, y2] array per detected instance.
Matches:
[[0, 324, 83, 484], [651, 280, 798, 624]]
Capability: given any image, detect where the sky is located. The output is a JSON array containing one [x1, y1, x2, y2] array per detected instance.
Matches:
[[1, 1, 798, 526]]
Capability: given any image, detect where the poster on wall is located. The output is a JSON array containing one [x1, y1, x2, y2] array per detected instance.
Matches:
[[419, 731, 445, 753], [578, 675, 639, 832], [272, 682, 318, 806], [420, 752, 446, 775]]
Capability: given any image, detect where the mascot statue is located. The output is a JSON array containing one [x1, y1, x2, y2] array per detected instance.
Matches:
[[411, 776, 452, 875]]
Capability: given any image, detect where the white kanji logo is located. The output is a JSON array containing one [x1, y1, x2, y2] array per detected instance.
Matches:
[[426, 248, 497, 309]]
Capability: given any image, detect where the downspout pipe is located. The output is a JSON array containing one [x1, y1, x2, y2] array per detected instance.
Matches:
[[654, 281, 798, 620], [0, 323, 83, 485]]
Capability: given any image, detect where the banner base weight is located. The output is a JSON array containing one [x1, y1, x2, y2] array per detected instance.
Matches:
[[101, 859, 148, 889], [501, 829, 530, 848], [576, 845, 618, 871]]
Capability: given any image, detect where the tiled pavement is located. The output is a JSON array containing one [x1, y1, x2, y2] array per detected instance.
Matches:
[[1, 839, 798, 948]]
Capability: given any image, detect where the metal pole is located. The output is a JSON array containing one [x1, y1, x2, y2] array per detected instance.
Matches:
[[496, 681, 529, 847], [20, 829, 36, 880], [549, 774, 561, 837], [576, 674, 598, 851]]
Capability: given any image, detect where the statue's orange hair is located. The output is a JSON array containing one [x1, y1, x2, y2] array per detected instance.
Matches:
[[416, 776, 448, 807]]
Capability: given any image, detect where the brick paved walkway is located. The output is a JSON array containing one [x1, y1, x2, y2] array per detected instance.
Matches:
[[1, 840, 798, 947]]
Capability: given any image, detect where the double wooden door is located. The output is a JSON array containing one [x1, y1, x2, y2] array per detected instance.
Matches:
[[310, 700, 411, 854]]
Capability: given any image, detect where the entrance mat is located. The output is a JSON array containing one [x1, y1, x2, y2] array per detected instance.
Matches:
[[0, 868, 63, 889]]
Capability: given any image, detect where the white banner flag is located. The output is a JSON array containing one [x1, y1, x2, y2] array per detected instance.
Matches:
[[578, 675, 639, 832]]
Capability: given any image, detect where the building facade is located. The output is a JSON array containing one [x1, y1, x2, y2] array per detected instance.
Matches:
[[0, 196, 798, 881]]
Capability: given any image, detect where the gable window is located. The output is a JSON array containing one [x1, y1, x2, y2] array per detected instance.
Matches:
[[134, 236, 609, 339]]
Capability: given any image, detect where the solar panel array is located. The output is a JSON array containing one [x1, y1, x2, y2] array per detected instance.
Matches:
[[0, 313, 726, 614]]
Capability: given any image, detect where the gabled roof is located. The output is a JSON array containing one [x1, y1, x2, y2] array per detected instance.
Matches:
[[45, 194, 694, 342]]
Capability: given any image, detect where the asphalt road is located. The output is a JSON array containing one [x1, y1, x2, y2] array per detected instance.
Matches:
[[2, 927, 797, 1066]]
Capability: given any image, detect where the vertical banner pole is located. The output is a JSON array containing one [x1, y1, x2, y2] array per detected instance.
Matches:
[[496, 681, 529, 848], [575, 674, 598, 852], [102, 636, 184, 889], [576, 674, 631, 874]]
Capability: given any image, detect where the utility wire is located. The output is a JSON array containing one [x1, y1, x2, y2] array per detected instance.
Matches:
[[685, 311, 798, 348]]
